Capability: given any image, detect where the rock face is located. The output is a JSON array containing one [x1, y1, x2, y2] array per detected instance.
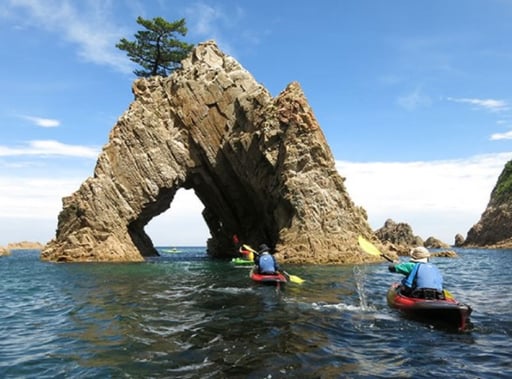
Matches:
[[41, 41, 375, 263], [0, 241, 42, 256], [464, 160, 512, 248], [375, 219, 424, 256], [431, 250, 458, 258], [7, 241, 44, 250], [375, 219, 423, 246], [424, 236, 450, 249], [454, 233, 465, 247], [0, 247, 9, 256]]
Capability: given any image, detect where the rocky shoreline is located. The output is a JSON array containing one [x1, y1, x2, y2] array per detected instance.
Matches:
[[0, 241, 44, 256]]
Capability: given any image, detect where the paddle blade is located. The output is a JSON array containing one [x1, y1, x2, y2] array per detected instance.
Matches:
[[288, 274, 305, 284], [443, 289, 454, 300], [243, 244, 257, 253], [358, 235, 382, 257], [283, 271, 304, 284]]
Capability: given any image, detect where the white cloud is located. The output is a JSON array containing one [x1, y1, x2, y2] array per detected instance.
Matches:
[[186, 2, 220, 35], [0, 217, 56, 245], [337, 152, 512, 242], [185, 2, 246, 57], [146, 189, 210, 246], [0, 140, 99, 158], [447, 97, 509, 112], [2, 152, 511, 246], [4, 0, 132, 73], [490, 130, 512, 141], [0, 176, 82, 219], [397, 87, 432, 110], [0, 174, 87, 244], [20, 115, 60, 127], [0, 179, 209, 246]]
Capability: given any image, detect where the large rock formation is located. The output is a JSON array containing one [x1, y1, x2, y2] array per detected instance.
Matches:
[[375, 219, 423, 246], [41, 41, 377, 263], [454, 233, 465, 247], [374, 219, 424, 256], [464, 160, 512, 248]]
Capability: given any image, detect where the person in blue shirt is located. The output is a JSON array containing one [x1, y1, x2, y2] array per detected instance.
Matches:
[[388, 246, 444, 299], [254, 243, 280, 274]]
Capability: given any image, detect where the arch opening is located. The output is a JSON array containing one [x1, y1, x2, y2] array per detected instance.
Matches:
[[145, 188, 209, 248]]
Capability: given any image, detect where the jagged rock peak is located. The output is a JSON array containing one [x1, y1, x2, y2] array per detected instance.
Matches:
[[454, 233, 465, 247], [375, 219, 423, 248], [464, 159, 512, 248], [41, 40, 375, 263]]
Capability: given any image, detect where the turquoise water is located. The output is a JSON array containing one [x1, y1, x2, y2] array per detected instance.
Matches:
[[0, 247, 510, 378]]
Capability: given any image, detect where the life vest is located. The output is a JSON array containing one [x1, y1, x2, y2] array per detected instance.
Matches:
[[258, 252, 276, 273], [402, 263, 443, 291]]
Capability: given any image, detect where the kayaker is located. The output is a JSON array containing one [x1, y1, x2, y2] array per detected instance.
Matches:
[[239, 245, 254, 261], [388, 246, 444, 299], [232, 234, 254, 261], [254, 243, 280, 275]]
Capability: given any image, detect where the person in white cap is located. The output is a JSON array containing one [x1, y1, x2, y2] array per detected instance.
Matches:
[[388, 246, 444, 299]]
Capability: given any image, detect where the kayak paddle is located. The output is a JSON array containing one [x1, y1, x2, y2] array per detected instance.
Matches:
[[242, 244, 304, 284], [358, 235, 393, 262], [243, 244, 258, 254]]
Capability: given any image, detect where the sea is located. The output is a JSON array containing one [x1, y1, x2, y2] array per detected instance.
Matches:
[[0, 247, 510, 378]]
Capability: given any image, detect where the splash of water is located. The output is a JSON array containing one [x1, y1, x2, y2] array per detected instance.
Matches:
[[353, 265, 369, 310]]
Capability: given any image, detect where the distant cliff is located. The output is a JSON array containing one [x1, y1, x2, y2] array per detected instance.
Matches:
[[374, 218, 450, 256], [0, 241, 43, 256], [464, 160, 512, 248], [7, 241, 44, 250]]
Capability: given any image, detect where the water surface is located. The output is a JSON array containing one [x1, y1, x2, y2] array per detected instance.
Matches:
[[0, 247, 510, 378]]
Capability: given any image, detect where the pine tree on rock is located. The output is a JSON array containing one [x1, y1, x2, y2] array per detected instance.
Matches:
[[117, 16, 194, 77]]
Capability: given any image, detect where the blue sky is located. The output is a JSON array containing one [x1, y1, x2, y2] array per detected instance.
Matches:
[[1, 0, 512, 246]]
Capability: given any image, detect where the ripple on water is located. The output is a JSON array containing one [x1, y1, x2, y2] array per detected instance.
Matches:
[[0, 248, 511, 378]]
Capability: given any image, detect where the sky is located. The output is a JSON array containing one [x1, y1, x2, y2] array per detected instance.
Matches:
[[1, 0, 512, 247]]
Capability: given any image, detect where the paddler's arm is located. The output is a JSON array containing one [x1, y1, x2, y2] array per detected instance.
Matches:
[[273, 256, 280, 271], [389, 262, 416, 275]]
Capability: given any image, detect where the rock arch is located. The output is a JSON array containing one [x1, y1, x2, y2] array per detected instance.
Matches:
[[41, 41, 375, 263]]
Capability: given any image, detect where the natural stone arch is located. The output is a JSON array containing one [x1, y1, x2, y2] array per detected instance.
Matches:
[[41, 41, 377, 264]]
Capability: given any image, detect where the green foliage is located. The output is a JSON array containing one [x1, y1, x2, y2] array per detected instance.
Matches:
[[116, 16, 194, 77], [492, 160, 512, 202]]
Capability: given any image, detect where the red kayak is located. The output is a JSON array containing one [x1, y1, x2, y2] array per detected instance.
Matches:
[[249, 268, 287, 286], [386, 283, 472, 331]]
